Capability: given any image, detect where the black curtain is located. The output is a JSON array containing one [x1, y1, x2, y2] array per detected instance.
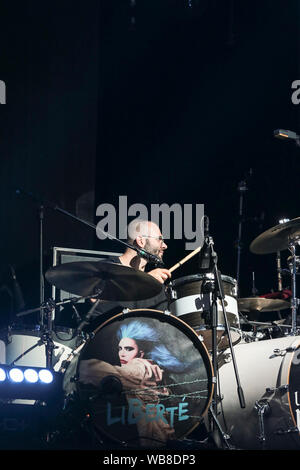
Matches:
[[0, 0, 99, 314], [95, 0, 300, 301]]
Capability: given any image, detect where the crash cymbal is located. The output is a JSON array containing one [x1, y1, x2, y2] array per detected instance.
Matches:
[[250, 217, 300, 254], [238, 297, 290, 312], [45, 261, 162, 301]]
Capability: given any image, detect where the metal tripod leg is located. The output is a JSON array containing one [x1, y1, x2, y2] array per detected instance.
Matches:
[[208, 402, 234, 449]]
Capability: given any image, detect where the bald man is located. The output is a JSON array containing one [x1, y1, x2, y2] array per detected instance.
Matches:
[[119, 218, 171, 284]]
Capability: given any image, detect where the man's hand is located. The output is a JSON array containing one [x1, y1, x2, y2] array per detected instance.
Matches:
[[148, 268, 171, 284]]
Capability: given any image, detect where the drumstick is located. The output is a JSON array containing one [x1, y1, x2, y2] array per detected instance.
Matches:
[[169, 246, 201, 274]]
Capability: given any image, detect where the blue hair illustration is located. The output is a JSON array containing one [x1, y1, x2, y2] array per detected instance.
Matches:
[[117, 320, 189, 373]]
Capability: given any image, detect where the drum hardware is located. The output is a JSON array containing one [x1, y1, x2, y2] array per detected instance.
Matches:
[[250, 218, 300, 336], [275, 427, 299, 435], [272, 342, 300, 356], [207, 403, 233, 450], [251, 271, 259, 297], [277, 251, 283, 292], [121, 308, 130, 315], [288, 240, 300, 335], [15, 294, 97, 370], [274, 426, 299, 435], [287, 255, 300, 270], [266, 385, 288, 393], [255, 399, 271, 446], [235, 176, 249, 296], [164, 279, 177, 303], [196, 216, 245, 450]]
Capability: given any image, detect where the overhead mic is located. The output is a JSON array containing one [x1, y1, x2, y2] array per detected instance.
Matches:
[[199, 215, 214, 272]]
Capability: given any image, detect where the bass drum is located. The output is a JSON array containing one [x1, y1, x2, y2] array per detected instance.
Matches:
[[216, 335, 300, 450], [63, 309, 214, 449], [169, 274, 241, 351]]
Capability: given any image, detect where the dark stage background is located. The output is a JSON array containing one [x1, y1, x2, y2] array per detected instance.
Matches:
[[0, 0, 299, 324]]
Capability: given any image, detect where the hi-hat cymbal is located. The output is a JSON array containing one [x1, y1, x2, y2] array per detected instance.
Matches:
[[250, 217, 300, 254], [238, 297, 290, 313], [45, 261, 162, 301]]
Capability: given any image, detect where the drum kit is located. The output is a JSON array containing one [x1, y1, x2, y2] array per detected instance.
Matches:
[[1, 216, 300, 450]]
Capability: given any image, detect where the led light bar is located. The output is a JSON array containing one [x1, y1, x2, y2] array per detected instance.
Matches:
[[0, 365, 63, 402]]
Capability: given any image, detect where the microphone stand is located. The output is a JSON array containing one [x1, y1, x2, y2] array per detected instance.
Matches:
[[39, 204, 45, 325], [236, 179, 248, 297], [199, 218, 245, 449], [16, 188, 163, 268]]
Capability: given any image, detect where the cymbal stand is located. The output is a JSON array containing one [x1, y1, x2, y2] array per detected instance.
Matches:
[[42, 298, 56, 369], [39, 204, 45, 324], [16, 294, 100, 368], [236, 179, 248, 296], [288, 238, 300, 335]]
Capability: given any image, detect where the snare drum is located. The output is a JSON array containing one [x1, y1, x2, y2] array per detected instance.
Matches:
[[63, 309, 214, 448], [216, 336, 300, 449], [169, 274, 241, 350]]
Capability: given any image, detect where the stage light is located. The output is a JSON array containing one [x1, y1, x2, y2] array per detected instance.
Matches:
[[279, 218, 290, 224], [9, 368, 24, 383], [24, 368, 39, 383], [38, 369, 54, 384], [0, 365, 62, 403], [0, 368, 6, 382]]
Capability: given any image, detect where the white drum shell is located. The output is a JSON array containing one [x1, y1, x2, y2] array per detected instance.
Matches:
[[217, 336, 300, 450], [170, 294, 240, 329], [4, 331, 73, 371]]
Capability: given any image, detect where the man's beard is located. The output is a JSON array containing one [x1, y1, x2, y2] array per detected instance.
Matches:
[[144, 239, 163, 259]]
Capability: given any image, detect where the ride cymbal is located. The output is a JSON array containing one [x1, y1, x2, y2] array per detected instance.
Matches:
[[250, 217, 300, 254]]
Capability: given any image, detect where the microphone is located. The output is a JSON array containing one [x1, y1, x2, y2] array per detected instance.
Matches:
[[199, 216, 214, 272], [274, 129, 300, 145], [137, 249, 164, 268], [203, 215, 210, 238]]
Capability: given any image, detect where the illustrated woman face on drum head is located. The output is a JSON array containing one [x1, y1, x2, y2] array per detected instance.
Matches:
[[77, 315, 212, 448], [118, 337, 144, 365]]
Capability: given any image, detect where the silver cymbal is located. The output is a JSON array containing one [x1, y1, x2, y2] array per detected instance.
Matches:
[[250, 217, 300, 254], [238, 297, 290, 313]]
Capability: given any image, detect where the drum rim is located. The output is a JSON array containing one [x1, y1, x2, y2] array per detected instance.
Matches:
[[171, 273, 237, 287], [282, 337, 300, 435], [76, 308, 214, 446]]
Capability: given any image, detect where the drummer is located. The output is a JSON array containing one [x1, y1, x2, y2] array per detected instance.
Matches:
[[118, 218, 171, 284], [85, 218, 172, 328]]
